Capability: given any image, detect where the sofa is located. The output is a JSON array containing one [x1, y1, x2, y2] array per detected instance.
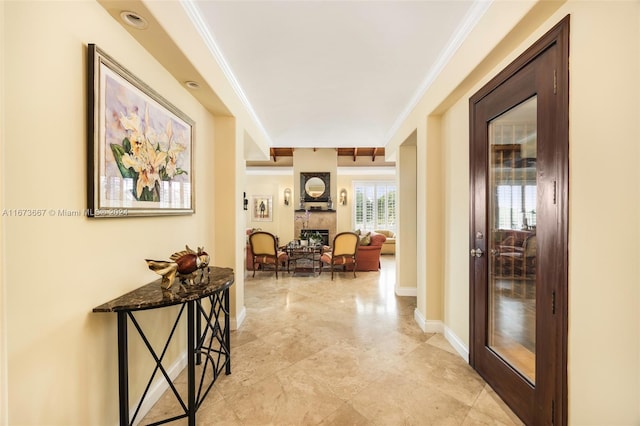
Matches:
[[375, 230, 396, 255], [352, 231, 387, 271]]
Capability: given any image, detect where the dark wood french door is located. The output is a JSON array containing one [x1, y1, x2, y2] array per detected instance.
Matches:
[[469, 17, 569, 425]]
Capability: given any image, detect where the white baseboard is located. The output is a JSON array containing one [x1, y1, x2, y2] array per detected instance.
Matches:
[[413, 308, 444, 333], [395, 286, 417, 297], [413, 309, 469, 362], [414, 308, 427, 331], [231, 306, 246, 330], [444, 326, 469, 362], [130, 351, 188, 426]]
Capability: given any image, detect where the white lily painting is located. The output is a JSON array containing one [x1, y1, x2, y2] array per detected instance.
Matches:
[[94, 49, 194, 216]]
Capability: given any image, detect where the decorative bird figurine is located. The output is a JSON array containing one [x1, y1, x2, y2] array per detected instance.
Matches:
[[146, 245, 210, 289], [145, 260, 178, 289]]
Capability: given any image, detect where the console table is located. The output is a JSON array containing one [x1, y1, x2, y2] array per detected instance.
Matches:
[[93, 266, 234, 426]]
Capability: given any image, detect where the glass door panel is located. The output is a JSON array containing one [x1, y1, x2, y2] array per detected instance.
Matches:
[[488, 96, 537, 384]]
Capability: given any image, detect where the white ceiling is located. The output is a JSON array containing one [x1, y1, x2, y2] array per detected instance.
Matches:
[[187, 0, 490, 148]]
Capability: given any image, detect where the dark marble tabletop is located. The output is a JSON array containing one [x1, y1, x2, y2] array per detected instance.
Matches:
[[93, 266, 234, 313]]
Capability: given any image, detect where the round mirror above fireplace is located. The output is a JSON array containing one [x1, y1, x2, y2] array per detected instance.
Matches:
[[300, 172, 330, 202], [305, 177, 325, 198]]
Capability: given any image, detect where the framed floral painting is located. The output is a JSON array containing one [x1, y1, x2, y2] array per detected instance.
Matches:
[[87, 44, 194, 217], [251, 195, 272, 222]]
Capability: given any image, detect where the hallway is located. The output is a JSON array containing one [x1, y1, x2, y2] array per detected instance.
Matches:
[[143, 257, 522, 425]]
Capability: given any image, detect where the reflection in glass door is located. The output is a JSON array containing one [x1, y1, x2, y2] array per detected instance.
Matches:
[[488, 97, 537, 384]]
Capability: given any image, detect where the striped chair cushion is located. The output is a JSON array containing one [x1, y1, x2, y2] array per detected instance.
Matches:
[[255, 251, 288, 264], [321, 253, 356, 265]]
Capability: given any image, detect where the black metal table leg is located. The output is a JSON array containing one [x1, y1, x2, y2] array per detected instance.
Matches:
[[196, 300, 202, 365], [224, 288, 231, 375], [117, 311, 129, 426], [187, 301, 196, 426]]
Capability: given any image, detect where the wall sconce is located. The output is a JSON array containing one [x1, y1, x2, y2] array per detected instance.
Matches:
[[284, 188, 291, 206], [339, 188, 347, 206]]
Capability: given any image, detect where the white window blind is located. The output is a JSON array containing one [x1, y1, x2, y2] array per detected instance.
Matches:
[[353, 181, 396, 232], [496, 184, 536, 230]]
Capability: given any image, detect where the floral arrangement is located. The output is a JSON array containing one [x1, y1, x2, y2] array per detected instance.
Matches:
[[110, 106, 188, 202], [296, 209, 312, 231], [307, 231, 323, 245], [296, 210, 323, 244]]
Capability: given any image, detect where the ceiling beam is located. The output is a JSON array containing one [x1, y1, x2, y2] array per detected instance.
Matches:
[[263, 147, 385, 161]]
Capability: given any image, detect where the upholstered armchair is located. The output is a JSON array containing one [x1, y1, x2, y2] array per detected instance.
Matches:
[[354, 231, 387, 271], [320, 232, 359, 280], [248, 231, 288, 278], [496, 233, 537, 279]]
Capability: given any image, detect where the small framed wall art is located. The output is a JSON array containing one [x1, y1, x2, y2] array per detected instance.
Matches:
[[87, 44, 195, 217], [251, 195, 273, 222]]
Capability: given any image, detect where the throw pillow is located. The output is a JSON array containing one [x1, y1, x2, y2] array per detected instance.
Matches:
[[359, 232, 371, 246]]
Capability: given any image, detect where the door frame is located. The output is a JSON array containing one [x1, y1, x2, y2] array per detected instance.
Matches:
[[468, 15, 569, 425]]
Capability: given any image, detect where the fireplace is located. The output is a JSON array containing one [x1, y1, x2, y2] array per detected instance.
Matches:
[[294, 210, 336, 246], [305, 229, 330, 246]]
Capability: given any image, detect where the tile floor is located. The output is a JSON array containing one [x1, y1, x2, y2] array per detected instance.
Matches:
[[142, 256, 523, 425]]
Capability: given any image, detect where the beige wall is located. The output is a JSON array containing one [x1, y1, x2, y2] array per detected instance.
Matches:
[[0, 0, 6, 422], [389, 0, 639, 423], [293, 148, 337, 207], [441, 100, 471, 346], [397, 143, 417, 296], [562, 2, 639, 422], [214, 117, 246, 325], [425, 117, 443, 322], [245, 171, 295, 243], [335, 174, 352, 233], [3, 1, 224, 423]]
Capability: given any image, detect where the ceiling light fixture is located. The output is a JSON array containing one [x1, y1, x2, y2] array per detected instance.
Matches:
[[184, 81, 201, 90], [120, 11, 148, 30]]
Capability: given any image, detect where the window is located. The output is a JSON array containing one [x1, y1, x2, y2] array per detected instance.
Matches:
[[353, 181, 396, 231], [495, 184, 536, 230]]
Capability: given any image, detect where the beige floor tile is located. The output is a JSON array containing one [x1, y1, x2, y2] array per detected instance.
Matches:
[[426, 332, 460, 355], [141, 256, 520, 425], [471, 386, 525, 425], [349, 370, 472, 425], [213, 338, 293, 398], [291, 341, 391, 400], [223, 367, 344, 425], [393, 342, 487, 407], [318, 402, 370, 425]]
